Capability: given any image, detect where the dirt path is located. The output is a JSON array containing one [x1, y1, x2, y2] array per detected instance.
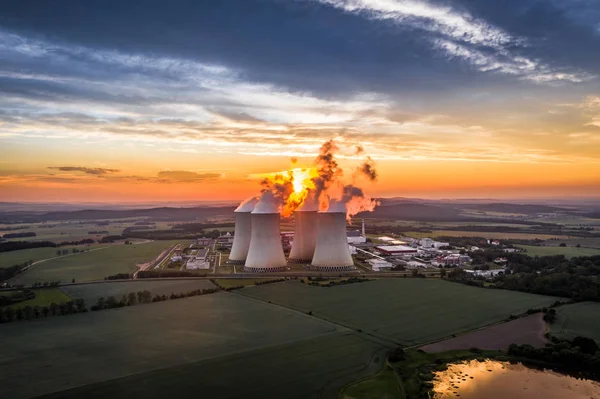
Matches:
[[420, 313, 548, 352]]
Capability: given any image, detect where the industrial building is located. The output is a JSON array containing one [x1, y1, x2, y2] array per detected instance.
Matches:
[[244, 191, 287, 272], [310, 200, 356, 272], [375, 245, 418, 255], [366, 258, 392, 272], [186, 248, 210, 270], [229, 196, 258, 265]]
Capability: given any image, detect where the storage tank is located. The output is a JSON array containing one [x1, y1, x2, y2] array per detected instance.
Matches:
[[244, 191, 287, 272], [310, 199, 356, 271], [288, 191, 318, 263], [228, 196, 259, 264]]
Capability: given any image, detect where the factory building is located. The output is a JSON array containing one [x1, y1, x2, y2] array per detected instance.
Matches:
[[375, 245, 418, 255], [367, 258, 393, 272]]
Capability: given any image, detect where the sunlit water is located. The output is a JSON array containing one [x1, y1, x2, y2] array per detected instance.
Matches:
[[433, 359, 600, 399]]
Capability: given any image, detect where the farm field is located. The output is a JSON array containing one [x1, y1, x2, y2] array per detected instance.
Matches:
[[40, 332, 386, 399], [8, 240, 182, 285], [420, 313, 547, 352], [0, 244, 103, 268], [552, 302, 600, 343], [516, 245, 600, 258], [1, 288, 71, 310], [0, 292, 358, 399], [1, 220, 177, 243], [240, 279, 561, 346], [61, 279, 216, 305], [403, 230, 569, 240]]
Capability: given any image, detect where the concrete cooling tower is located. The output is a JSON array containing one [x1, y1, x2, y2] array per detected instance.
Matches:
[[288, 192, 318, 263], [228, 196, 259, 265], [310, 199, 356, 272], [244, 191, 287, 272]]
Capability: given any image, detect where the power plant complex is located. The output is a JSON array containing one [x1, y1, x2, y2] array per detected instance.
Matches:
[[229, 191, 358, 273]]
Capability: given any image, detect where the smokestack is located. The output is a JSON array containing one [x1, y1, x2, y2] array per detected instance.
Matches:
[[244, 191, 287, 272], [228, 196, 259, 264], [288, 191, 318, 263], [310, 199, 356, 272]]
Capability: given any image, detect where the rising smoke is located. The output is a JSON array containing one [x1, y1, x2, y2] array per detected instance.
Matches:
[[259, 139, 379, 219]]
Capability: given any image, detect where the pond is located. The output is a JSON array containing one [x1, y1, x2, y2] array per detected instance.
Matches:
[[433, 359, 600, 399]]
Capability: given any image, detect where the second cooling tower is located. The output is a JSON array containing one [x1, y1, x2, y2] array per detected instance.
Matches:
[[288, 192, 318, 263], [228, 196, 258, 264], [310, 200, 355, 272], [244, 191, 287, 272]]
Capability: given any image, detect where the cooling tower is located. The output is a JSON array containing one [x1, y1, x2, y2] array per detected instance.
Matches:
[[310, 199, 356, 272], [228, 196, 259, 264], [288, 192, 318, 263], [244, 191, 287, 272]]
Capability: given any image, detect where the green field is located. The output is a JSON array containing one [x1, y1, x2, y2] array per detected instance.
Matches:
[[240, 279, 562, 346], [8, 241, 184, 285], [61, 279, 216, 305], [0, 292, 385, 399], [0, 288, 71, 310], [341, 366, 401, 399], [0, 245, 104, 268], [517, 245, 600, 258], [552, 302, 600, 342]]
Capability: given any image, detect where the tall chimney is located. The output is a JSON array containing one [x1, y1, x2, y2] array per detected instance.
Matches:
[[228, 196, 259, 264], [244, 191, 287, 272]]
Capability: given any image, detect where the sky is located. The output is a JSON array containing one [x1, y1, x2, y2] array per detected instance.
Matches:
[[0, 0, 599, 203]]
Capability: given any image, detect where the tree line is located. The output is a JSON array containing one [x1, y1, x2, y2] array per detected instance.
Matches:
[[0, 299, 87, 324], [0, 238, 95, 253], [90, 287, 220, 311]]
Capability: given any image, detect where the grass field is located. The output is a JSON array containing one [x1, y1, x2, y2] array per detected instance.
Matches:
[[341, 366, 401, 399], [8, 241, 183, 285], [552, 302, 600, 343], [403, 230, 569, 240], [61, 280, 216, 305], [0, 292, 382, 399], [1, 288, 71, 310], [516, 245, 600, 258], [240, 279, 561, 346], [0, 244, 104, 268]]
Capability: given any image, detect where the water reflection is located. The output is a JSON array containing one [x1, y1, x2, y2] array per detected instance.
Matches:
[[433, 359, 600, 399]]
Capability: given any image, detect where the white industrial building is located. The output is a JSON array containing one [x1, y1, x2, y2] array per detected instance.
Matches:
[[367, 258, 392, 272], [244, 191, 287, 272], [310, 200, 356, 272], [229, 196, 258, 265], [289, 191, 318, 263], [346, 219, 367, 244], [186, 248, 210, 270]]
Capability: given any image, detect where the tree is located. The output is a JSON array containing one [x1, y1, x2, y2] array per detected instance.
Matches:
[[57, 250, 62, 256], [72, 278, 75, 283], [96, 297, 106, 310], [105, 296, 117, 308], [49, 302, 59, 316], [127, 292, 137, 306], [75, 298, 86, 313], [559, 243, 567, 247], [572, 336, 599, 355], [42, 306, 50, 318], [33, 306, 41, 319]]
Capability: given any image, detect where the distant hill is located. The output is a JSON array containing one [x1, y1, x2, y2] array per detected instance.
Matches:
[[357, 203, 462, 221], [0, 206, 236, 223]]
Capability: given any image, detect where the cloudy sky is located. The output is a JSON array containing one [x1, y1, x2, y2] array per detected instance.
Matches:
[[1, 0, 599, 202]]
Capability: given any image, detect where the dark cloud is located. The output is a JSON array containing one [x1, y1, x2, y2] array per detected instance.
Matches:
[[47, 166, 120, 175]]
